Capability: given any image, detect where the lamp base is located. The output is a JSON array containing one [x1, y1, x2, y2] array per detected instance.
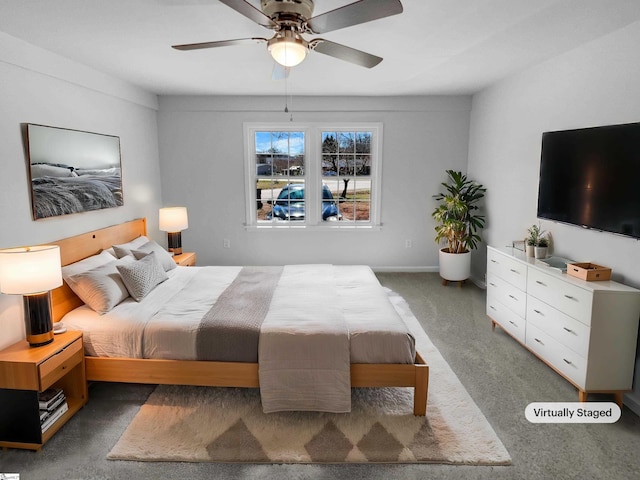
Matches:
[[23, 292, 54, 347], [167, 232, 183, 256]]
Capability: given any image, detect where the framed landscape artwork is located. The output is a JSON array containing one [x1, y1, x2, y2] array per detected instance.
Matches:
[[25, 124, 123, 220]]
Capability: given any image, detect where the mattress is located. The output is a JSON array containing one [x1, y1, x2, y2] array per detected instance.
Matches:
[[61, 264, 416, 365]]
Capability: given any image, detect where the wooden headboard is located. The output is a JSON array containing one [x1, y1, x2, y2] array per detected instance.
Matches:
[[50, 218, 147, 322]]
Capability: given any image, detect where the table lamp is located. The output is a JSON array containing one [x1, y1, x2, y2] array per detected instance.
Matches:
[[0, 245, 62, 347], [159, 207, 188, 255]]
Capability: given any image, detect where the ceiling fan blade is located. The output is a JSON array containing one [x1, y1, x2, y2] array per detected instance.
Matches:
[[172, 37, 267, 51], [307, 0, 403, 34], [272, 63, 290, 81], [218, 0, 277, 29], [310, 39, 383, 68]]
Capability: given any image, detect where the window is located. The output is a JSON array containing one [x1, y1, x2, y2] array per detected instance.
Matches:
[[244, 123, 382, 229]]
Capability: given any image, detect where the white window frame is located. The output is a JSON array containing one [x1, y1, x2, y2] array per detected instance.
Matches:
[[244, 122, 383, 230]]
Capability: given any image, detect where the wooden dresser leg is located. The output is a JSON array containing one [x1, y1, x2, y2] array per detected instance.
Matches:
[[442, 279, 448, 286], [578, 390, 588, 402]]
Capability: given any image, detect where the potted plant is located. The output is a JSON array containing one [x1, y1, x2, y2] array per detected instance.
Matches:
[[525, 223, 549, 258], [432, 170, 486, 284], [535, 237, 549, 259]]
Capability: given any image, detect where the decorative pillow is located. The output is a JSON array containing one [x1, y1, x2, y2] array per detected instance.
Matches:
[[61, 250, 116, 280], [116, 252, 168, 302], [132, 241, 176, 272], [112, 236, 149, 258], [65, 256, 134, 314]]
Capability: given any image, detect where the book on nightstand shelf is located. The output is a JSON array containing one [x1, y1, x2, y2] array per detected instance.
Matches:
[[39, 388, 68, 433], [41, 401, 68, 433], [39, 388, 64, 410]]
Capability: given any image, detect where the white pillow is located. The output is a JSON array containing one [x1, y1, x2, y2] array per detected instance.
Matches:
[[112, 236, 149, 258], [117, 252, 168, 302], [62, 250, 116, 279], [132, 241, 176, 272], [65, 257, 135, 314]]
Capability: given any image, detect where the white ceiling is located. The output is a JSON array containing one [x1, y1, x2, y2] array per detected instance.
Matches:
[[1, 0, 639, 97]]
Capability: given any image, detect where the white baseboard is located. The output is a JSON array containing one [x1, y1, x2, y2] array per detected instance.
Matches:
[[371, 266, 439, 273]]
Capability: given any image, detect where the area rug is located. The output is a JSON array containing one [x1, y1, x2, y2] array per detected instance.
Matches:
[[108, 290, 511, 464]]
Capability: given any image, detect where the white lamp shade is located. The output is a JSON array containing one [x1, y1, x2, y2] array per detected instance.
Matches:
[[269, 39, 307, 67], [0, 245, 62, 295], [159, 207, 189, 232]]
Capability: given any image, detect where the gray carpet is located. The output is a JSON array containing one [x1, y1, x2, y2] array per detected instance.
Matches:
[[2, 272, 639, 479]]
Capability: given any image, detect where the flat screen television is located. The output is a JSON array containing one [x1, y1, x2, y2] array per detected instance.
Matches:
[[537, 121, 640, 239]]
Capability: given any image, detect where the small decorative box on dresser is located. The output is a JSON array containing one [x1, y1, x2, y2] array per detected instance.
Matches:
[[486, 246, 640, 406], [0, 330, 88, 451], [173, 251, 196, 266]]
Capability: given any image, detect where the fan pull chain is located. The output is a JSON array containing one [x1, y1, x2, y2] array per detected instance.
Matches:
[[284, 70, 293, 121]]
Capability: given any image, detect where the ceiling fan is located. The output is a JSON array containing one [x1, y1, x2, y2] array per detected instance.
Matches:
[[172, 0, 403, 69]]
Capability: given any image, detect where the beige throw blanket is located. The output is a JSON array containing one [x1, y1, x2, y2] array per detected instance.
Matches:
[[259, 265, 351, 413]]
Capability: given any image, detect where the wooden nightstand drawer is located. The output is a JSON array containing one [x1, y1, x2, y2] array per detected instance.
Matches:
[[173, 252, 196, 266], [39, 338, 83, 391]]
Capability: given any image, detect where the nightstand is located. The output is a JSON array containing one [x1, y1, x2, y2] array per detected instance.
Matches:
[[0, 330, 88, 451], [173, 251, 196, 266]]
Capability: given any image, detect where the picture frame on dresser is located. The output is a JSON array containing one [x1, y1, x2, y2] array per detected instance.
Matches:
[[486, 245, 640, 407]]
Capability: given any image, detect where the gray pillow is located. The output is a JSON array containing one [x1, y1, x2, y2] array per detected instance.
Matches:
[[112, 236, 149, 258], [132, 240, 176, 272], [65, 257, 134, 314], [117, 252, 168, 302]]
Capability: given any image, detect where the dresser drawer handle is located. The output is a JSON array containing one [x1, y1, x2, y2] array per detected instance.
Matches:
[[490, 259, 498, 263], [564, 294, 576, 300], [533, 309, 543, 315], [489, 282, 497, 287], [563, 358, 573, 365], [489, 305, 497, 311], [509, 268, 519, 274], [535, 280, 547, 287], [534, 338, 544, 345], [508, 294, 517, 300], [563, 327, 575, 334], [509, 320, 517, 326]]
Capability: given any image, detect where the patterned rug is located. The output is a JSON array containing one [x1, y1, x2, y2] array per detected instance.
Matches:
[[108, 291, 511, 464]]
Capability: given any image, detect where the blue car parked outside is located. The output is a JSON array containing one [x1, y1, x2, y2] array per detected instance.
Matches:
[[267, 184, 341, 221]]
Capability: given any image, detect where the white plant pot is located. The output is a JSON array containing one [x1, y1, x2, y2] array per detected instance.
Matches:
[[526, 245, 535, 257], [438, 248, 471, 281], [534, 246, 548, 259]]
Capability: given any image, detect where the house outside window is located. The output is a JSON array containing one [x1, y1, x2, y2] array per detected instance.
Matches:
[[244, 123, 382, 230]]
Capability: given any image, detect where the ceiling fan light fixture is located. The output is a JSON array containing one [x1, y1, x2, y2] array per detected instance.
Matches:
[[268, 31, 308, 67]]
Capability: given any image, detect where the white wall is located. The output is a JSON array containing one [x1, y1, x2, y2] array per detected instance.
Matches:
[[467, 21, 640, 412], [0, 33, 163, 349], [157, 95, 471, 269]]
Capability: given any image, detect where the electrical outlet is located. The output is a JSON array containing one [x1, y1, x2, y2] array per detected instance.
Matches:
[[405, 239, 412, 248], [223, 239, 230, 249]]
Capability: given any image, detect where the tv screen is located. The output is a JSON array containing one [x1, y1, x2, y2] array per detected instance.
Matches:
[[537, 122, 640, 239]]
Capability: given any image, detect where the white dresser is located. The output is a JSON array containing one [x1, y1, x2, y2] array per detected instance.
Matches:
[[486, 246, 640, 405]]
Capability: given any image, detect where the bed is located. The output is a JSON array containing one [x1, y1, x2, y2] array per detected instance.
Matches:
[[50, 218, 429, 415]]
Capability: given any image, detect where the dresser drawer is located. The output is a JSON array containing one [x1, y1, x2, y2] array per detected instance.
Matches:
[[527, 269, 592, 324], [487, 295, 526, 343], [526, 295, 590, 357], [39, 338, 83, 391], [526, 323, 586, 387], [487, 272, 526, 318], [487, 249, 527, 291]]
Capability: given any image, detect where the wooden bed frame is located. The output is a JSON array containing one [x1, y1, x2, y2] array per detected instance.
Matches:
[[50, 218, 429, 415]]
